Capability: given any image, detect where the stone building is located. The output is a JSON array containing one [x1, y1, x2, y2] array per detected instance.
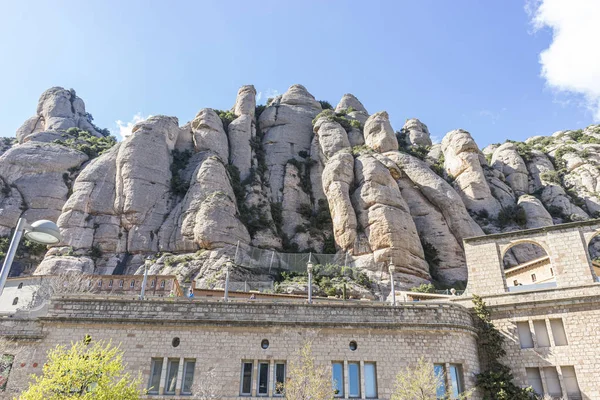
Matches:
[[1, 219, 600, 399]]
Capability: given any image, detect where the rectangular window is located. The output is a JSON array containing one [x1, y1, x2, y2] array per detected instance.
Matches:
[[181, 359, 195, 395], [513, 280, 519, 286], [147, 358, 163, 395], [348, 362, 360, 398], [517, 321, 534, 349], [164, 359, 179, 395], [364, 363, 377, 399], [449, 364, 464, 399], [274, 362, 286, 396], [240, 362, 253, 396], [533, 320, 551, 347], [161, 280, 166, 288], [434, 364, 446, 399], [257, 362, 269, 396], [526, 367, 543, 396], [543, 367, 562, 397], [332, 362, 344, 397], [97, 280, 102, 287], [531, 273, 537, 282], [130, 280, 136, 288], [151, 279, 156, 288], [119, 280, 124, 288], [561, 366, 581, 397], [108, 279, 113, 288], [550, 319, 568, 346]]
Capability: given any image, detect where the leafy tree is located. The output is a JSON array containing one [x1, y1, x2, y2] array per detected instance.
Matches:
[[391, 357, 471, 400], [19, 340, 144, 400], [472, 295, 535, 400], [279, 341, 334, 400]]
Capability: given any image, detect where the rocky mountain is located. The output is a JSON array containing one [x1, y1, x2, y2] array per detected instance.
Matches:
[[1, 85, 599, 290]]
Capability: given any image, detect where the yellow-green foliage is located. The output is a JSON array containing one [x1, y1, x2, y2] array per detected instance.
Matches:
[[280, 341, 334, 400], [19, 340, 144, 400]]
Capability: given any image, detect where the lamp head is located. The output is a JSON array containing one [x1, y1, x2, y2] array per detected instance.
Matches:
[[388, 260, 396, 274], [24, 220, 61, 245], [307, 261, 314, 273]]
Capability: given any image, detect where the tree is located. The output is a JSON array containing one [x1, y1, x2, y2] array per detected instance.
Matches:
[[391, 357, 472, 400], [191, 368, 222, 400], [472, 295, 535, 400], [280, 341, 334, 400], [19, 340, 144, 400]]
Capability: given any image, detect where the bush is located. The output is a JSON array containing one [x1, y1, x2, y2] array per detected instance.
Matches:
[[54, 128, 117, 159], [318, 100, 333, 110], [170, 149, 192, 196], [496, 205, 527, 228], [213, 109, 237, 131], [410, 283, 436, 293], [540, 170, 561, 184]]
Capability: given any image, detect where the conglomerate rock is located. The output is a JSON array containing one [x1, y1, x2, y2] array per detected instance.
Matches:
[[5, 85, 600, 290]]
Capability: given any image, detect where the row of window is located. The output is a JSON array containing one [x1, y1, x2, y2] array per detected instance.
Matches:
[[147, 358, 466, 398], [517, 318, 568, 349], [526, 366, 581, 398], [95, 279, 167, 289], [149, 358, 195, 395]]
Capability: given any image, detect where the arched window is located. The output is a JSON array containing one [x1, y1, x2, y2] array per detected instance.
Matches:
[[503, 242, 553, 292], [12, 297, 18, 305], [17, 283, 23, 289], [151, 279, 156, 288], [588, 233, 600, 282], [160, 280, 166, 288], [130, 280, 135, 288]]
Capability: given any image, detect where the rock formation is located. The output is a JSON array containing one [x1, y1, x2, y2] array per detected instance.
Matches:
[[4, 85, 600, 291]]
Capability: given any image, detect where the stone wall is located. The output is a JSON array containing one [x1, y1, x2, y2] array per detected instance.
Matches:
[[0, 296, 480, 399]]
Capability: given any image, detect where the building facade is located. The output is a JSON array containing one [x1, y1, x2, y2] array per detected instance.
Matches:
[[1, 219, 600, 399]]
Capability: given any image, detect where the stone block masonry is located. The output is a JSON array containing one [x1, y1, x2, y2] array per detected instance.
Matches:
[[0, 297, 480, 399]]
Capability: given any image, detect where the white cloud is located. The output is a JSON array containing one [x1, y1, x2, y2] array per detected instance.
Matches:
[[528, 0, 600, 120], [115, 113, 151, 139], [256, 89, 280, 105]]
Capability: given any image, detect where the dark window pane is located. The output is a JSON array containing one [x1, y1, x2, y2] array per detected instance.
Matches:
[[165, 359, 179, 394], [241, 362, 253, 395], [258, 363, 269, 395], [275, 363, 286, 395], [148, 358, 163, 394], [182, 360, 195, 394]]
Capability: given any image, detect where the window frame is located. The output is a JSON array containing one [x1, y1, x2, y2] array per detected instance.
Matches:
[[119, 279, 124, 288], [449, 364, 464, 399], [164, 358, 180, 395], [364, 362, 378, 399], [181, 359, 195, 395], [433, 364, 446, 399], [274, 362, 286, 396], [348, 362, 361, 398], [108, 279, 113, 288], [240, 361, 254, 396], [257, 361, 269, 396], [332, 362, 344, 398], [130, 280, 136, 289], [147, 358, 163, 395]]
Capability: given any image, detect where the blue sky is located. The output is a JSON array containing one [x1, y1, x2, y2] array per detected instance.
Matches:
[[0, 0, 598, 147]]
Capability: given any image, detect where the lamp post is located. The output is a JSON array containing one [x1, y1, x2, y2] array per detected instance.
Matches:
[[388, 260, 396, 306], [224, 260, 231, 301], [307, 254, 314, 304], [0, 218, 61, 297], [139, 264, 149, 300]]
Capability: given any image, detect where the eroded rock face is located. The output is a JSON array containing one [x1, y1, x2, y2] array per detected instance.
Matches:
[[364, 112, 398, 153], [9, 84, 600, 290], [442, 129, 501, 216], [401, 118, 432, 147], [259, 84, 321, 200], [491, 143, 529, 195], [16, 87, 103, 143]]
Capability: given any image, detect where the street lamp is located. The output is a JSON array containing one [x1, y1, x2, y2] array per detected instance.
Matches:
[[307, 255, 314, 304], [224, 260, 232, 301], [0, 218, 61, 297], [388, 260, 396, 306]]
